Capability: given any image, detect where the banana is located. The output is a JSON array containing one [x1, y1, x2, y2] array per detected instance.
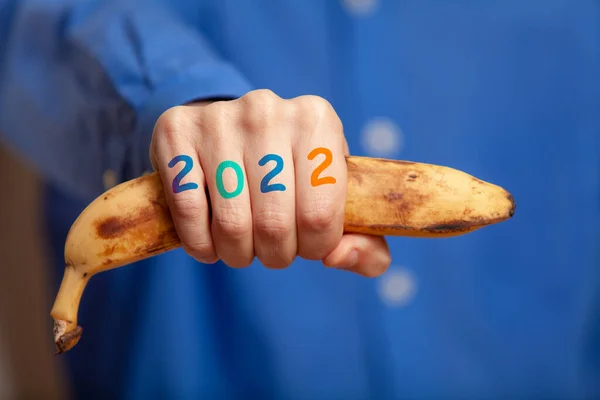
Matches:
[[51, 155, 515, 354]]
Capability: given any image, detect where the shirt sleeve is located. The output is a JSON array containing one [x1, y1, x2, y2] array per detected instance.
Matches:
[[0, 0, 254, 199]]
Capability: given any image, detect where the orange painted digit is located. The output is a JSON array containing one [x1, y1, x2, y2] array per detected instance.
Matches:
[[308, 147, 337, 187]]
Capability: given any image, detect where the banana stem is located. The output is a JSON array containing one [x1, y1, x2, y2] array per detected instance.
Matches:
[[50, 265, 89, 354]]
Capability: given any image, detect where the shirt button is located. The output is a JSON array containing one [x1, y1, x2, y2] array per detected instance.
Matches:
[[377, 267, 417, 307], [341, 0, 379, 16], [361, 117, 404, 157], [103, 169, 118, 190]]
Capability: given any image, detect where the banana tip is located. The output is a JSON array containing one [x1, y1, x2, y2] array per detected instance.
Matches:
[[53, 321, 83, 355], [507, 193, 516, 218]]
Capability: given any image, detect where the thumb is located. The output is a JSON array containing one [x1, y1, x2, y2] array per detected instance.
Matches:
[[322, 233, 391, 278]]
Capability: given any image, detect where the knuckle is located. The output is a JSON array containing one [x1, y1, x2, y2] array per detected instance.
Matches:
[[238, 90, 281, 134], [292, 95, 340, 132], [292, 95, 315, 117], [311, 95, 334, 113], [294, 95, 332, 114], [154, 106, 190, 142], [298, 201, 339, 233], [213, 209, 253, 239], [197, 103, 234, 137], [239, 106, 269, 135], [170, 194, 208, 222], [253, 210, 293, 241], [244, 88, 279, 105]]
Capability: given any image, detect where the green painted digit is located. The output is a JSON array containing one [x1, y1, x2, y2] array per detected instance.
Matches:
[[216, 160, 244, 199]]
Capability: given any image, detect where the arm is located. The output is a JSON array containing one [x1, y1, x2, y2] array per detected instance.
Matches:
[[0, 0, 253, 199]]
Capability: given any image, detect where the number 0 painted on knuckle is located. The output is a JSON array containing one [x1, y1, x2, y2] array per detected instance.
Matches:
[[216, 160, 245, 199], [308, 147, 336, 187], [259, 154, 286, 193], [168, 155, 199, 193]]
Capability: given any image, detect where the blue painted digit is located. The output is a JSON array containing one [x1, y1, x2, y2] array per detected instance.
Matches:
[[259, 154, 286, 193], [168, 155, 199, 193]]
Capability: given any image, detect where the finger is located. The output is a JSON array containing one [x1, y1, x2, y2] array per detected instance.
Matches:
[[244, 133, 297, 270], [293, 96, 347, 260], [199, 106, 254, 268], [322, 234, 391, 278], [151, 108, 218, 264]]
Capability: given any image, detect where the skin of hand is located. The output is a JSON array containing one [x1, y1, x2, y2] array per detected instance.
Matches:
[[149, 89, 391, 277]]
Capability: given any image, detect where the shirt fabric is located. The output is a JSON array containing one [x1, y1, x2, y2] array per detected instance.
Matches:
[[1, 0, 599, 399]]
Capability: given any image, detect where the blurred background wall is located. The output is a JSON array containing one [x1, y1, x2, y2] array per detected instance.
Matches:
[[0, 142, 70, 399]]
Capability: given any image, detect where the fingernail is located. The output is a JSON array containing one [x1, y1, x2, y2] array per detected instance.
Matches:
[[335, 249, 359, 269]]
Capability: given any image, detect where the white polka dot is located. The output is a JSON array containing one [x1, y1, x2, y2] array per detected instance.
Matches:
[[341, 0, 379, 16], [361, 117, 404, 157], [377, 267, 417, 307]]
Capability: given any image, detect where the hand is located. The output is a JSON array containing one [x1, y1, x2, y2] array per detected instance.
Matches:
[[149, 89, 391, 277]]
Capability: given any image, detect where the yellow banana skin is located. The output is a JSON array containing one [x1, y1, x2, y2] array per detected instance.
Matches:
[[51, 155, 515, 354]]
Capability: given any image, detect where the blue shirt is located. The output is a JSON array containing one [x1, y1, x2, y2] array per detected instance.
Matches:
[[1, 0, 599, 398]]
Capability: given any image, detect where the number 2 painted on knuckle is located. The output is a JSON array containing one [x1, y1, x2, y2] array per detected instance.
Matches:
[[216, 160, 245, 199], [258, 154, 286, 193], [308, 147, 336, 187], [168, 155, 199, 193]]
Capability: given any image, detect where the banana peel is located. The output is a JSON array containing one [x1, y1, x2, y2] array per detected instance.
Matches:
[[51, 155, 515, 354]]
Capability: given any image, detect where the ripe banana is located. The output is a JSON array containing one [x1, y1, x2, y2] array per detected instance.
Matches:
[[51, 155, 515, 354]]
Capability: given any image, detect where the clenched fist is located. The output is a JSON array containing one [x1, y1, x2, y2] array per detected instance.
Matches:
[[149, 89, 391, 277]]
